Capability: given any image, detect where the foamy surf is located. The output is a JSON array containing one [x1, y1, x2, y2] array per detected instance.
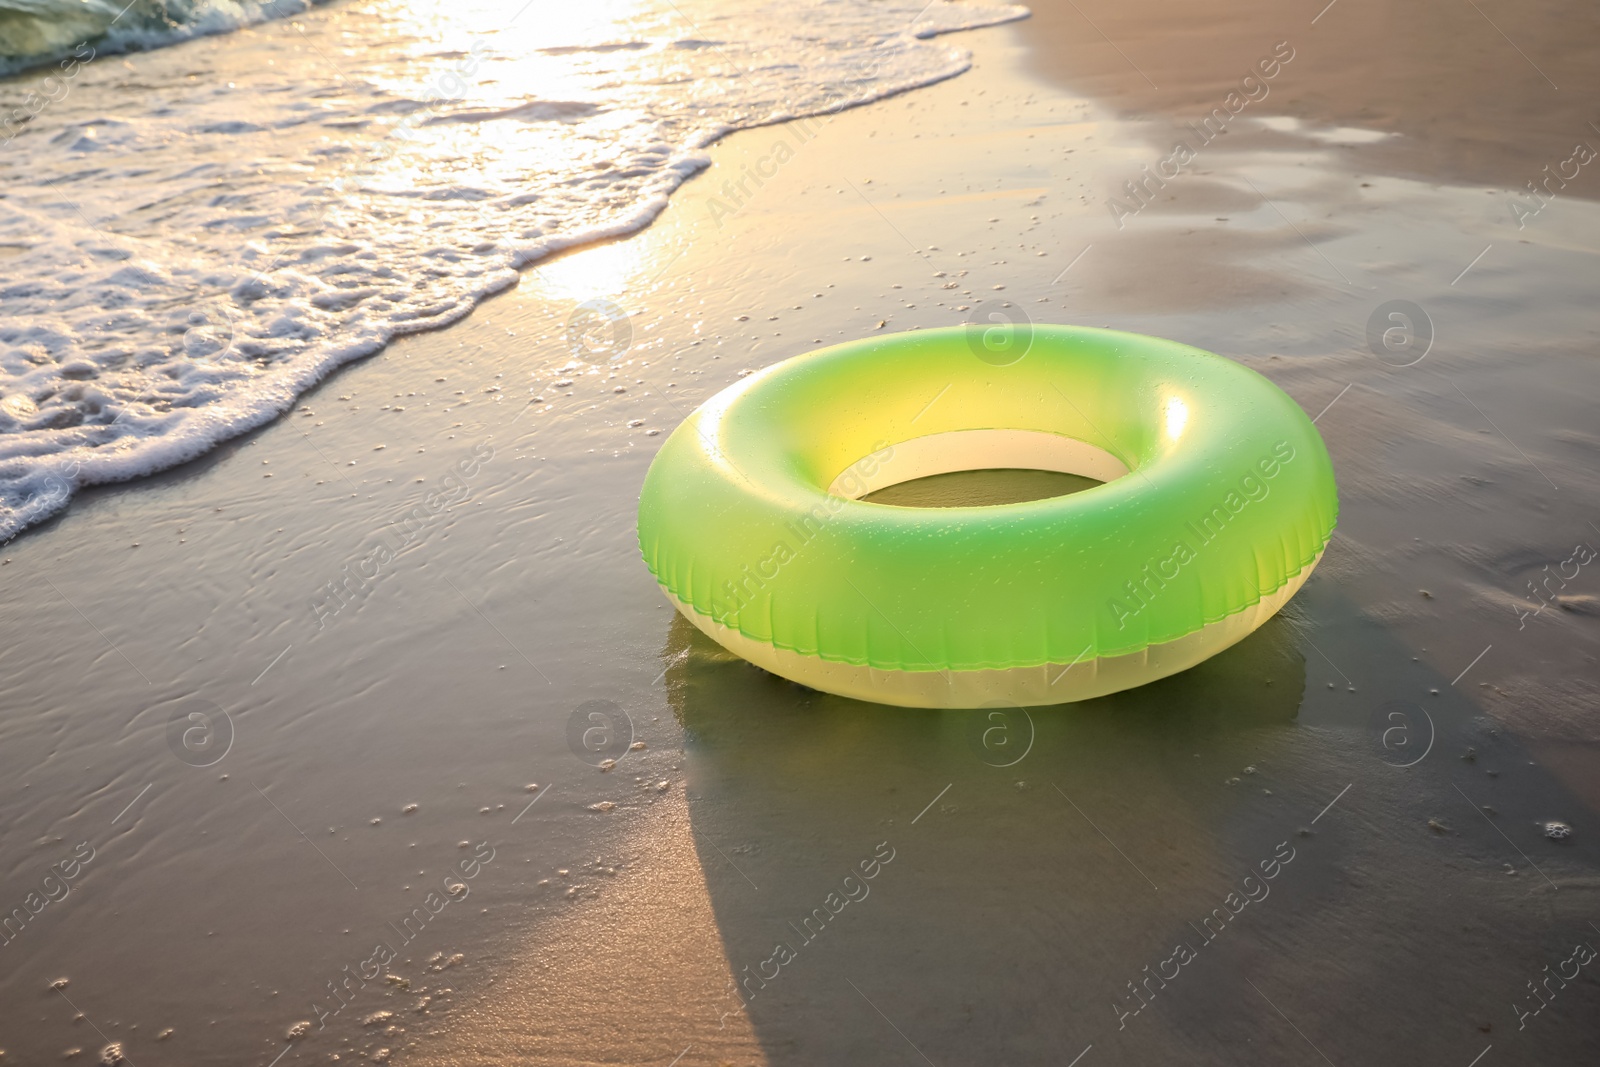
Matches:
[[0, 0, 1027, 542]]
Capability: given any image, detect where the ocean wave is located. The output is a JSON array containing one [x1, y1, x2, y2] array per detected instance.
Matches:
[[0, 0, 318, 76], [0, 0, 1028, 542]]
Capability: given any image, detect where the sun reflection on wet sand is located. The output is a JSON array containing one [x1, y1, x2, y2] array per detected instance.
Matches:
[[406, 785, 766, 1067], [534, 238, 653, 302]]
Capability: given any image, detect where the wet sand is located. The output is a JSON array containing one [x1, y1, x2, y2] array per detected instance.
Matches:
[[3, 4, 1600, 1066], [1018, 0, 1600, 194]]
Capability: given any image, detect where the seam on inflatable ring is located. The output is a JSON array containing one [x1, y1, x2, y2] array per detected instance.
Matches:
[[1091, 514, 1337, 661], [665, 560, 1315, 707], [652, 520, 1334, 674]]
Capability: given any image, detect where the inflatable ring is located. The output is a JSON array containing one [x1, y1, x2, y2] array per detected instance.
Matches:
[[637, 325, 1337, 708]]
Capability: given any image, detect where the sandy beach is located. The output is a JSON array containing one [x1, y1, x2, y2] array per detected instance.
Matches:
[[2, 1, 1599, 1064]]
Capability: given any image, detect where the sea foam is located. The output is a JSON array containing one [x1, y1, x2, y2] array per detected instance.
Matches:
[[0, 0, 1026, 541]]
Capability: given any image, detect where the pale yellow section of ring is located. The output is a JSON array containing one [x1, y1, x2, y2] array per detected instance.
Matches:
[[667, 549, 1321, 708]]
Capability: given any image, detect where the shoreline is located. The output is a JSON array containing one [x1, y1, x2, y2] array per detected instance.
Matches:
[[0, 0, 1027, 547]]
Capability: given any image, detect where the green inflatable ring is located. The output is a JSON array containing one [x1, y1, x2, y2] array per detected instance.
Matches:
[[637, 325, 1337, 708]]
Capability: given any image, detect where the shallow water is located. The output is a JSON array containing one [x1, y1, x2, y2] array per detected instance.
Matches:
[[0, 0, 1022, 541]]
